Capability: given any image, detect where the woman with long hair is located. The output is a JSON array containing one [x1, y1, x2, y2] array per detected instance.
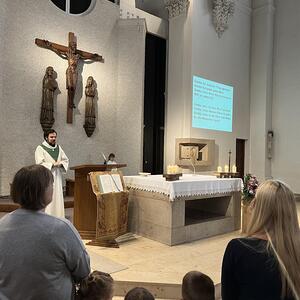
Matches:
[[221, 180, 300, 300]]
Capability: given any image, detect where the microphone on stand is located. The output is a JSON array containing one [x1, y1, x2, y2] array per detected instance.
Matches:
[[101, 153, 107, 164]]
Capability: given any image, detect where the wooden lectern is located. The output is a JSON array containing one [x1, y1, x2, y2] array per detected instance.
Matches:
[[87, 171, 129, 248], [70, 164, 126, 239]]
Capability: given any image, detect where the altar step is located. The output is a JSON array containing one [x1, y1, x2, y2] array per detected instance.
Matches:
[[112, 281, 221, 300]]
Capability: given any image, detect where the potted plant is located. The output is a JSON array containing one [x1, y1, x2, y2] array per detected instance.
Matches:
[[241, 174, 259, 232]]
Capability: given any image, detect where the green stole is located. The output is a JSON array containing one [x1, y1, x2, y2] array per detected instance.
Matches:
[[41, 144, 59, 161]]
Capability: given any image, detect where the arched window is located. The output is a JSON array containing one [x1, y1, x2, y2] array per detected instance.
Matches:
[[50, 0, 92, 15]]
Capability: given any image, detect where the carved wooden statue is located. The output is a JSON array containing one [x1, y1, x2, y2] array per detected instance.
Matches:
[[35, 32, 104, 123], [40, 66, 58, 132], [83, 76, 97, 137]]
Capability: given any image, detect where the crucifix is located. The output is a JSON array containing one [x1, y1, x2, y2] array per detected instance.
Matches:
[[35, 32, 104, 123]]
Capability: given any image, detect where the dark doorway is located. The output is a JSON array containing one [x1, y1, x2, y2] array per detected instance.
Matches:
[[236, 139, 246, 179], [143, 33, 166, 174]]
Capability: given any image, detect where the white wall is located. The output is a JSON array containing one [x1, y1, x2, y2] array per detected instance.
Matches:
[[120, 0, 168, 39], [0, 0, 145, 195], [165, 0, 252, 172], [0, 1, 6, 196], [116, 19, 146, 175], [271, 0, 300, 192], [249, 0, 275, 182]]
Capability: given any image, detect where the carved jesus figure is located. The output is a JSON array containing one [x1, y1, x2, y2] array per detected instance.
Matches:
[[51, 40, 82, 110]]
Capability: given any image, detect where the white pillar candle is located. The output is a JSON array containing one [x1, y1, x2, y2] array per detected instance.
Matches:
[[224, 165, 229, 173], [167, 165, 171, 174], [217, 166, 222, 173], [232, 165, 237, 173]]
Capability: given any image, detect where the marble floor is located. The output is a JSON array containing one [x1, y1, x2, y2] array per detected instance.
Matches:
[[86, 231, 239, 285], [85, 201, 300, 287]]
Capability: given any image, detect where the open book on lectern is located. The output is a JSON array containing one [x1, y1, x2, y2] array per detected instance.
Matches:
[[96, 173, 124, 194]]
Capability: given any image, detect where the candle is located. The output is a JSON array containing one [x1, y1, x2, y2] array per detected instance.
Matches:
[[224, 165, 229, 173], [232, 165, 237, 173], [167, 165, 171, 174], [217, 166, 222, 173]]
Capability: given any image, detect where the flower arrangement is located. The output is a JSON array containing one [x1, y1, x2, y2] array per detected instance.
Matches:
[[242, 174, 259, 204]]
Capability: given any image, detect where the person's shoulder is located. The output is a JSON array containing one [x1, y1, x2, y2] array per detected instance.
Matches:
[[33, 212, 71, 229], [51, 216, 86, 248], [226, 238, 251, 251], [35, 144, 43, 150], [51, 216, 82, 239], [42, 214, 80, 237], [226, 238, 242, 249], [48, 215, 75, 231], [228, 237, 260, 246], [226, 237, 267, 254]]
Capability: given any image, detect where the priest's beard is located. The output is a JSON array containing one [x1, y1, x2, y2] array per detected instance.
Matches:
[[47, 140, 56, 147]]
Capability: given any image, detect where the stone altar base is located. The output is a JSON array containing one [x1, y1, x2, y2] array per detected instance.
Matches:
[[128, 190, 241, 246]]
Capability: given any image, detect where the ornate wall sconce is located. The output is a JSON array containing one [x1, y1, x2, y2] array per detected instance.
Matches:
[[212, 0, 235, 38], [165, 0, 190, 18]]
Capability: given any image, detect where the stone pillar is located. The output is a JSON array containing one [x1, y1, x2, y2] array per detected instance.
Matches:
[[116, 19, 146, 175], [165, 1, 192, 168], [249, 0, 275, 181], [0, 1, 6, 195]]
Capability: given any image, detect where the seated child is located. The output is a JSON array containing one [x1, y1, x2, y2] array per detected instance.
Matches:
[[76, 271, 114, 300], [182, 271, 215, 300], [106, 153, 117, 165], [124, 287, 155, 300]]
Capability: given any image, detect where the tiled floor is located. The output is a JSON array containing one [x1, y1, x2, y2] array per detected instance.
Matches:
[[86, 231, 239, 286], [85, 201, 300, 286]]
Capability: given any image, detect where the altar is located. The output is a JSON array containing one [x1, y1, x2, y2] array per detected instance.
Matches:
[[124, 174, 242, 246]]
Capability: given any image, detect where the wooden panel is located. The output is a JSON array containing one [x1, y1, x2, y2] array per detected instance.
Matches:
[[72, 164, 127, 239], [0, 201, 73, 212], [73, 168, 97, 238], [66, 179, 75, 197], [0, 203, 19, 212], [236, 139, 245, 179]]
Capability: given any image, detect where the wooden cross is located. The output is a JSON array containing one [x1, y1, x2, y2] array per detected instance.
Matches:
[[35, 32, 104, 124]]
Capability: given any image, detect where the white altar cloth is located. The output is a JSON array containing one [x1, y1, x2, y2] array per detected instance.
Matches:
[[124, 174, 243, 201]]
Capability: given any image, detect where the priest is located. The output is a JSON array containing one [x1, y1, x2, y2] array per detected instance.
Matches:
[[35, 129, 69, 218]]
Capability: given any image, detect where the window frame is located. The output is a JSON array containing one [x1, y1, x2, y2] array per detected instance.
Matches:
[[49, 0, 95, 16]]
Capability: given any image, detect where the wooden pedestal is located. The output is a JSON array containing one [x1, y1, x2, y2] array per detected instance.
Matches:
[[71, 164, 126, 239]]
